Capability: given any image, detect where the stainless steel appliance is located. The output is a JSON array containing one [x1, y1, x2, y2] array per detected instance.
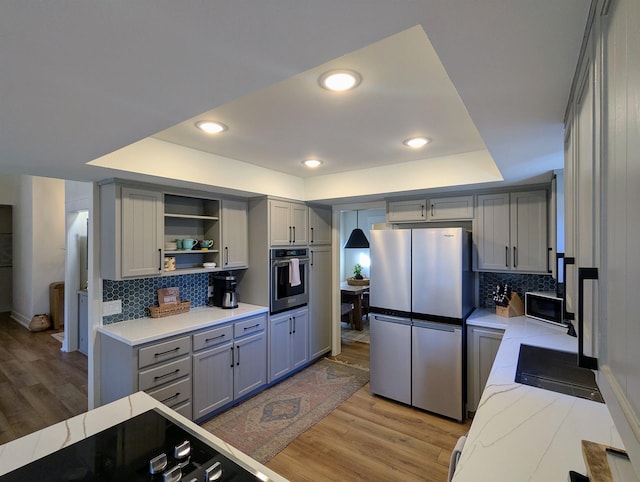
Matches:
[[369, 228, 472, 421], [213, 273, 238, 309], [0, 409, 262, 481], [525, 291, 565, 326], [270, 248, 309, 314]]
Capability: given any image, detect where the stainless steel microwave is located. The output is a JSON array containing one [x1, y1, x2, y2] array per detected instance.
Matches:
[[524, 291, 565, 326]]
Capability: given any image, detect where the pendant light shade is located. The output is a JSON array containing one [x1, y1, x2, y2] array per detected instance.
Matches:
[[344, 211, 369, 249]]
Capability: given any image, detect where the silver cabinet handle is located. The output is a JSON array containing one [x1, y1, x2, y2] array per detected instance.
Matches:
[[153, 369, 180, 381]]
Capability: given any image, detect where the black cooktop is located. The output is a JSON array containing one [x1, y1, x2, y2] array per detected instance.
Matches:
[[0, 409, 261, 481], [515, 344, 604, 403]]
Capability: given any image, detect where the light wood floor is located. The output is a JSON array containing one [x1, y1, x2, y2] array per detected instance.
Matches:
[[0, 312, 88, 445], [267, 338, 472, 482]]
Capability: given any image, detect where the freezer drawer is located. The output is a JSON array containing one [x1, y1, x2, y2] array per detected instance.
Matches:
[[411, 321, 463, 421], [370, 313, 411, 405]]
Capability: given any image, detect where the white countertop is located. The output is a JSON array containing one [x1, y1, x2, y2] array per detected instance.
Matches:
[[454, 309, 623, 481], [98, 303, 268, 346], [0, 391, 287, 481]]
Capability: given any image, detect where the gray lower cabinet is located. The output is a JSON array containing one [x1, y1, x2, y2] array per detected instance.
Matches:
[[269, 307, 308, 382], [101, 333, 193, 419], [100, 313, 268, 422], [466, 325, 504, 415], [191, 314, 267, 420]]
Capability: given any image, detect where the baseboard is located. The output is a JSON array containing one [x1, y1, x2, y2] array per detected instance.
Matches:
[[10, 310, 30, 329]]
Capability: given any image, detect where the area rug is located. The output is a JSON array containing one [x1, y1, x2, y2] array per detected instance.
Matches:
[[341, 319, 370, 344], [200, 358, 369, 463], [50, 332, 64, 343]]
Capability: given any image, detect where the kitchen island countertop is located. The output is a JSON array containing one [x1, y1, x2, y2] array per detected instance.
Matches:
[[454, 309, 624, 481], [98, 303, 268, 346], [0, 391, 287, 480]]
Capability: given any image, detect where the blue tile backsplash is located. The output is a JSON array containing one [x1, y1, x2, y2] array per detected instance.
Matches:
[[479, 272, 557, 308], [103, 273, 212, 324]]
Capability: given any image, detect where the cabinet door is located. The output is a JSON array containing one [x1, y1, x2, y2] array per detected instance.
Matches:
[[234, 332, 267, 399], [221, 199, 248, 269], [476, 193, 510, 271], [467, 326, 504, 414], [290, 203, 308, 245], [269, 312, 291, 381], [291, 308, 308, 370], [510, 190, 548, 273], [121, 187, 163, 277], [427, 195, 474, 221], [193, 342, 234, 418], [387, 199, 427, 223], [309, 206, 332, 245], [309, 247, 332, 359], [269, 200, 292, 245]]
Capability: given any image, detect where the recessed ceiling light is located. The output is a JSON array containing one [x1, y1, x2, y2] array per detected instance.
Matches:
[[319, 70, 361, 92], [403, 137, 430, 148], [302, 159, 323, 168], [195, 120, 227, 134]]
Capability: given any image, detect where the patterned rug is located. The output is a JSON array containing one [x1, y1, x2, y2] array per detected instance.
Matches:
[[201, 358, 369, 463]]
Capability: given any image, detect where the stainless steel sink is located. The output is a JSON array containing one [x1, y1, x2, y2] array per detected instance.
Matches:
[[515, 344, 604, 403]]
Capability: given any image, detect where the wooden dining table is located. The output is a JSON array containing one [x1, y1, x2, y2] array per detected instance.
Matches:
[[340, 281, 369, 331]]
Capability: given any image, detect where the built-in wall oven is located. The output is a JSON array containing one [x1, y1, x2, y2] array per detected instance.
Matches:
[[270, 248, 309, 314]]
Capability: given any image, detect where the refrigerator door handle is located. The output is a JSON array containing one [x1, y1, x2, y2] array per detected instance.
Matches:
[[371, 314, 411, 325], [412, 320, 458, 332]]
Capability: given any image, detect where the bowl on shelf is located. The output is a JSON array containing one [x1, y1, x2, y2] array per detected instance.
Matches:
[[203, 262, 217, 269], [165, 242, 177, 250]]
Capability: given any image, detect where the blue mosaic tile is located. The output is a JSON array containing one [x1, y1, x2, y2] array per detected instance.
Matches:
[[479, 272, 557, 308], [103, 273, 215, 324]]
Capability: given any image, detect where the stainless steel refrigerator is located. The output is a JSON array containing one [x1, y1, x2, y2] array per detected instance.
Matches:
[[369, 227, 473, 421]]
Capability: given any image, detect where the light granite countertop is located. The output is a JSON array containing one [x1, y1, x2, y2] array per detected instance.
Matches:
[[454, 309, 624, 481], [98, 303, 268, 346], [0, 391, 287, 480]]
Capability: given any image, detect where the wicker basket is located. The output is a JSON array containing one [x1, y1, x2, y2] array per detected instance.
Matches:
[[347, 277, 370, 286], [149, 300, 191, 318]]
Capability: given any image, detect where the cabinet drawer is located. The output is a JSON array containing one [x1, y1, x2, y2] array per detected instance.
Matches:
[[138, 355, 191, 391], [146, 376, 191, 408], [234, 314, 266, 338], [138, 336, 190, 369], [193, 324, 234, 352]]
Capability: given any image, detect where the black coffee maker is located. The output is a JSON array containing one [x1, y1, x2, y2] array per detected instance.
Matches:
[[212, 273, 238, 309]]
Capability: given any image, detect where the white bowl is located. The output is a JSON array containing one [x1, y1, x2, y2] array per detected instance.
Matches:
[[203, 262, 217, 269]]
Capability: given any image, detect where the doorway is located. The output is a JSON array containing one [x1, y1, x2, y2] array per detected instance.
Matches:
[[64, 210, 89, 354], [0, 206, 12, 312], [339, 208, 385, 346]]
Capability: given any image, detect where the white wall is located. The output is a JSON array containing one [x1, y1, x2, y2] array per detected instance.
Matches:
[[11, 176, 65, 327]]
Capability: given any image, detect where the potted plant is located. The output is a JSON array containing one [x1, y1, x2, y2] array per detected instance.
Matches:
[[353, 263, 364, 280]]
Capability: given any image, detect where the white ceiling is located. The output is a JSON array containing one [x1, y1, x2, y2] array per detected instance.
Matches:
[[0, 1, 590, 203]]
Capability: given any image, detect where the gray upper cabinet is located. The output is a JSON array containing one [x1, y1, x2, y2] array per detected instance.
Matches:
[[309, 246, 332, 359], [476, 190, 548, 273], [387, 199, 427, 223], [100, 183, 163, 280], [269, 199, 309, 246], [427, 195, 474, 221], [308, 206, 332, 245], [221, 198, 248, 269], [100, 182, 248, 279]]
